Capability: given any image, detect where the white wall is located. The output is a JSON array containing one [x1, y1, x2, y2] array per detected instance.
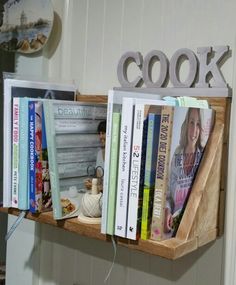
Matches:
[[5, 0, 236, 284]]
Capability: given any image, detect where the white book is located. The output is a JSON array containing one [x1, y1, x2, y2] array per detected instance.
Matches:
[[114, 97, 134, 237], [11, 97, 19, 208], [101, 90, 164, 234], [3, 77, 76, 207], [126, 98, 170, 240]]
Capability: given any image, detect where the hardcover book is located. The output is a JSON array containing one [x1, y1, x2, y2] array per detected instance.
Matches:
[[43, 99, 107, 219], [150, 106, 214, 241], [3, 77, 75, 207]]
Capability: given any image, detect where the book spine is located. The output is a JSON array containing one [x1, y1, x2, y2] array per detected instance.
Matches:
[[106, 112, 121, 235], [41, 106, 52, 212], [53, 103, 107, 119], [141, 113, 161, 240], [126, 103, 146, 240], [114, 97, 134, 237], [43, 101, 62, 219], [35, 102, 43, 213], [101, 91, 114, 234], [11, 97, 19, 208], [18, 98, 30, 210], [29, 101, 36, 212], [150, 106, 174, 241]]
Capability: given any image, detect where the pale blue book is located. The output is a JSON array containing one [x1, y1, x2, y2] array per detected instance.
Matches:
[[18, 98, 30, 210]]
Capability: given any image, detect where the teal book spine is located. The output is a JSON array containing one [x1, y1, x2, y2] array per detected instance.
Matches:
[[106, 112, 121, 235], [43, 101, 62, 219], [18, 98, 30, 210]]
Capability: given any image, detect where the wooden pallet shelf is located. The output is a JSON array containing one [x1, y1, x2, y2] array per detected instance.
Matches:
[[0, 94, 230, 260]]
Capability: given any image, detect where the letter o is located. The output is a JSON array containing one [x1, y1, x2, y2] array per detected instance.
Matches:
[[169, 48, 198, 87], [142, 50, 168, 88]]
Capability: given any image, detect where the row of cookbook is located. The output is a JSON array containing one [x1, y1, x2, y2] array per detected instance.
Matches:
[[3, 77, 107, 220], [101, 90, 214, 241]]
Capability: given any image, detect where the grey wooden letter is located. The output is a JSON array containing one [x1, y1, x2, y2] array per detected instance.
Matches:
[[117, 51, 143, 87], [169, 48, 197, 87], [142, 50, 168, 87], [196, 46, 229, 88]]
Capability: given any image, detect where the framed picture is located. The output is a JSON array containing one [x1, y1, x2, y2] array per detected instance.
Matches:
[[0, 0, 53, 53]]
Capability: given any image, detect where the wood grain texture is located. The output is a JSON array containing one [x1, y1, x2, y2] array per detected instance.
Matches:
[[0, 95, 230, 260]]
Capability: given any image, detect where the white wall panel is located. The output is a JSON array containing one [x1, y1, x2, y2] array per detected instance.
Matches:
[[6, 0, 236, 285]]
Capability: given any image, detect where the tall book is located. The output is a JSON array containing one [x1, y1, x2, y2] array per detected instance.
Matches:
[[106, 112, 121, 235], [101, 90, 163, 234], [150, 106, 214, 240], [114, 97, 135, 237], [43, 100, 107, 219], [141, 113, 161, 240], [3, 78, 75, 207]]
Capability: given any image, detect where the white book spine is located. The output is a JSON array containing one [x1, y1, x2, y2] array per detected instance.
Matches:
[[115, 97, 134, 237], [11, 97, 20, 208], [126, 103, 145, 240], [101, 90, 114, 234]]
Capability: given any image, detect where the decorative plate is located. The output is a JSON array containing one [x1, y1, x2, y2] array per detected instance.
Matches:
[[0, 0, 53, 53]]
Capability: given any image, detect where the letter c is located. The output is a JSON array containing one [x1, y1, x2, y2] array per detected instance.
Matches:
[[117, 51, 143, 87]]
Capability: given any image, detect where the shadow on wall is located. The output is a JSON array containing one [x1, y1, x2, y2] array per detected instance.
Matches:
[[23, 223, 223, 284]]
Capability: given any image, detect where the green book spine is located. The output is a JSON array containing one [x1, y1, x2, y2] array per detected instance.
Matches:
[[106, 112, 121, 235]]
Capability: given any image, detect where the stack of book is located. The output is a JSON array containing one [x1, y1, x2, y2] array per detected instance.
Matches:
[[3, 78, 107, 220], [102, 90, 215, 241]]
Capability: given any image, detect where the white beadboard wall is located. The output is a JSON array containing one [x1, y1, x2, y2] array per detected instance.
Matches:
[[5, 0, 236, 284]]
